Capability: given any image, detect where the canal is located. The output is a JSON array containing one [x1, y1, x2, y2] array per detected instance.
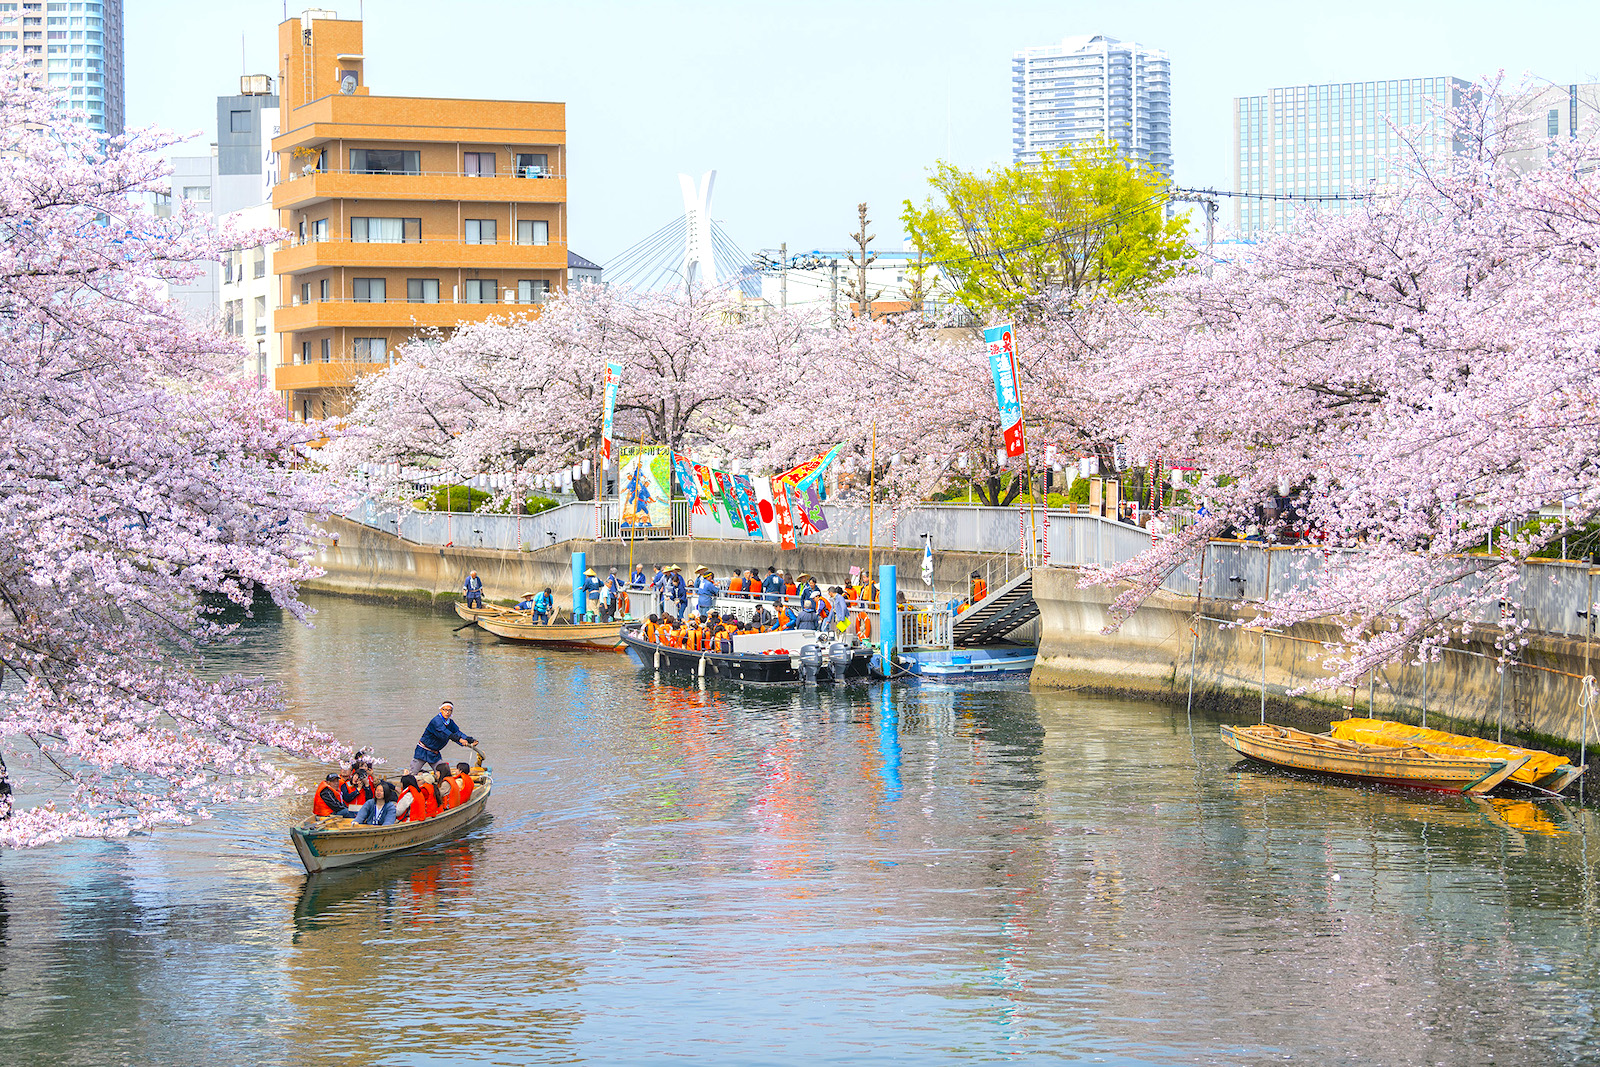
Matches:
[[1, 594, 1598, 1065]]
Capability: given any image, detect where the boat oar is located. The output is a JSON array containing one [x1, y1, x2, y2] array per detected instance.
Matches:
[[452, 618, 479, 632]]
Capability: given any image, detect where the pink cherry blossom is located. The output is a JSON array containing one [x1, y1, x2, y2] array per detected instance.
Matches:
[[0, 59, 346, 848]]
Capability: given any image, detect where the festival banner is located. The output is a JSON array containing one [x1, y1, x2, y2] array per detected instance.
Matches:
[[670, 451, 705, 516], [691, 462, 724, 522], [599, 362, 623, 462], [618, 447, 672, 530], [984, 324, 1026, 458], [770, 479, 797, 550], [751, 477, 780, 545], [729, 474, 764, 538], [715, 469, 746, 530], [773, 443, 842, 493], [795, 493, 828, 535]]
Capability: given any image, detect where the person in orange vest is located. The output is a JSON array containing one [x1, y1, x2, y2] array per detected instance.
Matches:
[[643, 613, 661, 643], [452, 762, 476, 806], [969, 570, 988, 605], [727, 571, 746, 596], [395, 774, 423, 821], [312, 772, 355, 818]]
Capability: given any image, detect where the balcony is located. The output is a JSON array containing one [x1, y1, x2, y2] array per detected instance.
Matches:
[[274, 360, 387, 392], [274, 167, 567, 209], [275, 297, 551, 333], [274, 237, 569, 275]]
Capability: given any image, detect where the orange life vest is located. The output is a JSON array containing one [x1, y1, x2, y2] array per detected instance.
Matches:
[[728, 575, 745, 594], [313, 783, 341, 817], [454, 773, 474, 805], [403, 785, 429, 821], [972, 579, 988, 602], [785, 581, 797, 596]]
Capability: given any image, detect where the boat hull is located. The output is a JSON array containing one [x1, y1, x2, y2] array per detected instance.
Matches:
[[1221, 724, 1529, 795], [454, 602, 509, 622], [477, 616, 625, 651], [621, 627, 874, 684], [291, 781, 491, 873]]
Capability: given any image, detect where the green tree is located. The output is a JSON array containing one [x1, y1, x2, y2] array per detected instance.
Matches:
[[902, 141, 1192, 319]]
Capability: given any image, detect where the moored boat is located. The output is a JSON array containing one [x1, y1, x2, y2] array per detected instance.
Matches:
[[621, 622, 874, 684], [454, 601, 513, 623], [1329, 717, 1586, 794], [290, 766, 492, 874], [1220, 722, 1530, 795], [477, 613, 626, 651]]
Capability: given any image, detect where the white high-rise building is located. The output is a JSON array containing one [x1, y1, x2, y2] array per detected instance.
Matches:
[[0, 0, 124, 135], [1011, 35, 1172, 178], [1232, 76, 1469, 236]]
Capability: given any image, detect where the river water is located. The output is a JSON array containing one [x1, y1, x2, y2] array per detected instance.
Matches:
[[2, 595, 1599, 1065]]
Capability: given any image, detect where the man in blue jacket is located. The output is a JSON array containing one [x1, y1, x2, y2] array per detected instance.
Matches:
[[410, 701, 477, 774], [762, 566, 785, 605], [666, 565, 688, 620], [463, 571, 484, 608], [694, 568, 718, 615]]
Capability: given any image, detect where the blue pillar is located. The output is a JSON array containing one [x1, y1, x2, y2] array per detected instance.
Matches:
[[877, 681, 902, 801], [878, 563, 898, 662], [572, 550, 587, 619]]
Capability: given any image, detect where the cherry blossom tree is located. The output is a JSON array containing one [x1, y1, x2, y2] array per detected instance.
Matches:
[[325, 285, 821, 501], [0, 61, 345, 847], [1067, 82, 1600, 682]]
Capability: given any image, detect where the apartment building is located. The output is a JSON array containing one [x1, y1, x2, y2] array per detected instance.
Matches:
[[0, 0, 123, 135], [1503, 82, 1600, 173], [1011, 34, 1172, 178], [1232, 76, 1469, 235], [270, 10, 567, 421]]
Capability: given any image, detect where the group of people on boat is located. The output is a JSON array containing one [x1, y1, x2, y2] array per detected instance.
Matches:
[[310, 702, 482, 825]]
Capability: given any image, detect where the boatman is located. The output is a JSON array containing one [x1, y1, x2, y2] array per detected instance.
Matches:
[[463, 571, 484, 609], [410, 701, 478, 775]]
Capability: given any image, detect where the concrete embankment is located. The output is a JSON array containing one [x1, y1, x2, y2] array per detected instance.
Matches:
[[307, 516, 1600, 750], [1032, 566, 1599, 751]]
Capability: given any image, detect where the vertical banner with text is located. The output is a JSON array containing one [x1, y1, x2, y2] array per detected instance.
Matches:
[[984, 324, 1026, 458], [599, 361, 622, 462]]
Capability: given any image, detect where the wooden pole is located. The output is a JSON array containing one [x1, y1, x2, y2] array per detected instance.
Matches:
[[868, 421, 876, 579]]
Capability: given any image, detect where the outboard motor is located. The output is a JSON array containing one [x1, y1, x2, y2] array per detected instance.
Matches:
[[798, 642, 822, 685], [828, 641, 852, 683]]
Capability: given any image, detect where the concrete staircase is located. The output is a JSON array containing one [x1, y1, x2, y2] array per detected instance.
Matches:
[[952, 571, 1037, 646]]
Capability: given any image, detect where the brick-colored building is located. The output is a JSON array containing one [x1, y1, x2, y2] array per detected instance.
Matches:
[[270, 10, 566, 419]]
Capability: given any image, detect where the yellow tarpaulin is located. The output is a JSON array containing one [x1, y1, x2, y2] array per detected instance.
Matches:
[[1330, 718, 1569, 785]]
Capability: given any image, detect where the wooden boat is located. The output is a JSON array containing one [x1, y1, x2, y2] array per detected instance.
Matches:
[[1329, 717, 1586, 794], [620, 622, 875, 684], [454, 601, 513, 623], [1220, 722, 1530, 795], [477, 612, 626, 651], [290, 766, 492, 874]]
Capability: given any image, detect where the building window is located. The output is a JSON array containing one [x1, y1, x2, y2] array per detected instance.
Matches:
[[311, 218, 328, 242], [350, 217, 421, 243], [302, 398, 311, 421], [407, 278, 439, 303], [463, 151, 495, 176], [349, 148, 420, 175], [353, 337, 387, 363], [222, 253, 234, 284], [463, 219, 497, 244], [181, 185, 209, 202], [229, 108, 250, 133], [319, 278, 330, 300], [300, 281, 311, 304], [301, 340, 311, 364], [518, 279, 551, 304], [252, 250, 265, 278], [253, 295, 266, 332], [515, 152, 548, 178], [1549, 108, 1561, 137], [462, 278, 498, 303], [320, 338, 331, 363], [352, 278, 386, 303], [517, 219, 549, 246]]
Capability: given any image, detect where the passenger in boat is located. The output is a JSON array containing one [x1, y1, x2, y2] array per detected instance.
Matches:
[[598, 578, 618, 623], [313, 773, 356, 818], [463, 571, 484, 609], [531, 587, 554, 624], [435, 771, 454, 810], [411, 774, 440, 820], [516, 590, 538, 611], [778, 603, 800, 631], [762, 566, 785, 605], [785, 574, 798, 597], [395, 774, 420, 821], [356, 782, 399, 825], [453, 762, 476, 805], [409, 701, 478, 775], [743, 569, 761, 598], [694, 568, 717, 615], [727, 571, 746, 596], [797, 575, 820, 630]]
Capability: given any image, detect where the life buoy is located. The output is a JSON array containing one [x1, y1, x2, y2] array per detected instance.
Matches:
[[855, 614, 872, 640]]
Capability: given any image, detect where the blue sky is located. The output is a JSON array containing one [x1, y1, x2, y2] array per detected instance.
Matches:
[[132, 1, 1600, 263]]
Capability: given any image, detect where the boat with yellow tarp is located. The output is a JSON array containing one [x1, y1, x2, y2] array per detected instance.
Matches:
[[1220, 723, 1531, 795], [1329, 718, 1585, 794]]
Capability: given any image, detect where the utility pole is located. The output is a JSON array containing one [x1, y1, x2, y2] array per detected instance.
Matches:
[[830, 258, 839, 328], [1168, 190, 1219, 276], [780, 241, 787, 312]]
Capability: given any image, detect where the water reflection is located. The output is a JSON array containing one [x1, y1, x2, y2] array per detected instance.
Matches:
[[0, 597, 1599, 1064]]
